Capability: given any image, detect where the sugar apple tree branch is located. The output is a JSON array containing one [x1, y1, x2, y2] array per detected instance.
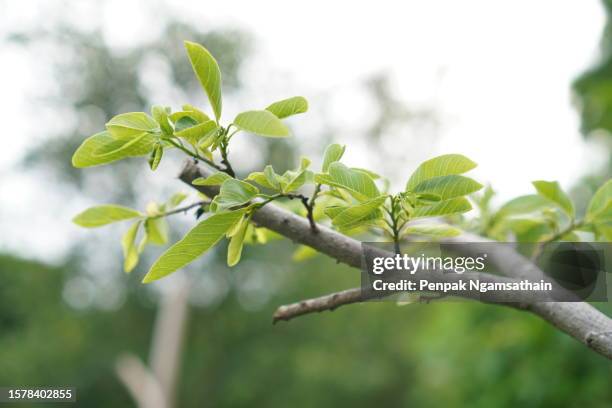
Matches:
[[180, 160, 612, 360]]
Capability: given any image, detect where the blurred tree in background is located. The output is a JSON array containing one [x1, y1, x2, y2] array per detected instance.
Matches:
[[572, 0, 612, 212], [1, 2, 612, 407]]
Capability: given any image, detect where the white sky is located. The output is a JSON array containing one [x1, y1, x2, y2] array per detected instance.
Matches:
[[0, 0, 608, 260]]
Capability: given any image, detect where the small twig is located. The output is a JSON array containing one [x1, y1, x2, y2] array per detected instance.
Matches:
[[150, 201, 210, 219], [273, 288, 364, 323]]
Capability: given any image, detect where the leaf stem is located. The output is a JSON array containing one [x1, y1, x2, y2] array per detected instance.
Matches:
[[256, 192, 318, 232], [166, 138, 225, 173], [150, 200, 210, 219]]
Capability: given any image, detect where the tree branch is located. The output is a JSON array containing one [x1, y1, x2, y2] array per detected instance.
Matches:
[[179, 160, 612, 360]]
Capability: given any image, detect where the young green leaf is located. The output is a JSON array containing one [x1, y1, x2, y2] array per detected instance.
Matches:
[[184, 41, 223, 121], [145, 218, 169, 245], [322, 144, 346, 172], [532, 180, 575, 218], [182, 104, 211, 123], [72, 131, 156, 168], [167, 192, 188, 209], [73, 205, 142, 228], [495, 194, 554, 218], [406, 154, 477, 191], [143, 210, 245, 283], [586, 179, 612, 222], [233, 110, 290, 137], [174, 120, 218, 145], [227, 215, 249, 266], [211, 179, 259, 211], [122, 221, 142, 273], [246, 171, 276, 189], [264, 166, 282, 190], [413, 175, 483, 200], [106, 112, 159, 140], [402, 224, 461, 238], [315, 162, 380, 202], [281, 158, 312, 193], [412, 197, 472, 218], [151, 106, 173, 136], [328, 196, 386, 230], [193, 172, 232, 186], [265, 96, 308, 119], [148, 144, 163, 171]]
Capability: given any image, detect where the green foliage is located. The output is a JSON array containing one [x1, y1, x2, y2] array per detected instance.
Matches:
[[211, 179, 259, 211], [106, 112, 159, 140], [412, 175, 482, 200], [193, 172, 232, 186], [411, 197, 472, 219], [72, 131, 156, 168], [405, 154, 476, 191], [266, 96, 309, 119], [322, 143, 346, 172], [184, 40, 223, 121], [402, 224, 461, 237], [233, 110, 290, 137], [73, 205, 142, 228], [532, 180, 575, 218], [143, 209, 245, 283], [121, 220, 141, 273], [586, 179, 612, 222], [71, 40, 609, 284], [316, 162, 380, 201], [227, 214, 250, 266], [326, 196, 387, 231]]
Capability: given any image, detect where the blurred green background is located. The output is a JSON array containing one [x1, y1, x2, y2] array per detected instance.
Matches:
[[1, 1, 611, 407]]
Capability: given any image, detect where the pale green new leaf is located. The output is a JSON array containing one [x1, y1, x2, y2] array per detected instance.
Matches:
[[182, 104, 211, 123], [246, 171, 276, 189], [167, 192, 188, 209], [122, 221, 142, 273], [322, 144, 346, 172], [315, 162, 380, 202], [151, 106, 173, 136], [175, 120, 217, 145], [406, 154, 477, 191], [106, 112, 158, 140], [328, 196, 386, 229], [496, 194, 553, 218], [145, 218, 169, 245], [532, 180, 575, 218], [211, 179, 259, 211], [72, 131, 156, 168], [148, 144, 163, 171], [227, 215, 249, 266], [587, 179, 612, 222], [233, 110, 290, 137], [402, 224, 461, 238], [184, 41, 222, 121], [73, 205, 142, 228], [413, 175, 483, 200], [412, 197, 472, 219], [193, 172, 231, 186], [143, 210, 245, 283], [281, 158, 312, 193], [264, 166, 282, 189], [265, 96, 308, 119]]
